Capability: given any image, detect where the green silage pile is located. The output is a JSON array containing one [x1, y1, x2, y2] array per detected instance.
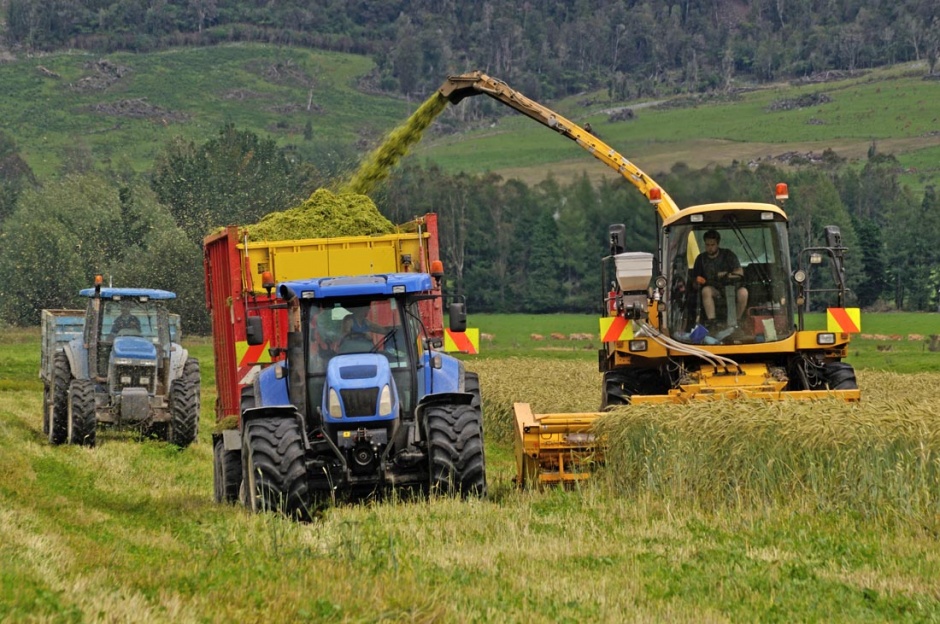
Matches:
[[246, 188, 395, 241]]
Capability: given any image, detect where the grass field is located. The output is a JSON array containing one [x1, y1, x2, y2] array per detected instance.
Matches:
[[468, 311, 940, 373], [2, 318, 939, 621]]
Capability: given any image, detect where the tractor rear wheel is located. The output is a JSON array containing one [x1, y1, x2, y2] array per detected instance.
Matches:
[[168, 377, 199, 447], [67, 379, 96, 447], [213, 437, 242, 504], [427, 403, 486, 497], [465, 372, 482, 412], [49, 352, 71, 445], [242, 416, 311, 520], [824, 362, 858, 390]]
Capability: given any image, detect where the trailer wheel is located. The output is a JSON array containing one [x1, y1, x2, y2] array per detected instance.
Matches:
[[168, 377, 199, 447], [427, 403, 487, 498], [824, 362, 858, 390], [602, 368, 668, 408], [67, 379, 96, 447], [49, 352, 71, 445], [242, 416, 311, 520], [213, 437, 242, 504]]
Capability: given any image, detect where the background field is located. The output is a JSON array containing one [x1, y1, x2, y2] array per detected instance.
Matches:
[[1, 47, 938, 192], [2, 314, 939, 621]]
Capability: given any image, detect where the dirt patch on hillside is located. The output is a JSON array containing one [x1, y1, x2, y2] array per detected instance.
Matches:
[[70, 59, 131, 92], [85, 98, 188, 122], [245, 59, 316, 88]]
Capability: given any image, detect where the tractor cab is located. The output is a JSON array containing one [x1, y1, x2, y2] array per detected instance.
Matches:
[[660, 203, 796, 345], [81, 287, 177, 389]]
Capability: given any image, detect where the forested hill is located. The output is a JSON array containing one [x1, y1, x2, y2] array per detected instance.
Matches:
[[2, 0, 939, 100]]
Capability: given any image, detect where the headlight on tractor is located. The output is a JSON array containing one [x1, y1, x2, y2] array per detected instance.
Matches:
[[328, 388, 343, 418], [817, 333, 836, 345], [378, 385, 393, 416]]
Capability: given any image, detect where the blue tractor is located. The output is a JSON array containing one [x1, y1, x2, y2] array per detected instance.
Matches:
[[224, 272, 485, 518], [41, 280, 200, 447]]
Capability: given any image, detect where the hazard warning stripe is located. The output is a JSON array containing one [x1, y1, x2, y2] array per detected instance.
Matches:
[[239, 343, 269, 367], [600, 316, 633, 343], [827, 307, 861, 333], [445, 329, 478, 354]]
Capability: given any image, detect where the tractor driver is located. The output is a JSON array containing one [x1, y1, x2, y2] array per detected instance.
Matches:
[[109, 299, 141, 338], [691, 230, 748, 329], [342, 305, 385, 338]]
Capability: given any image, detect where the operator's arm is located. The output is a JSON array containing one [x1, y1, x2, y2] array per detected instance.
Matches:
[[717, 250, 744, 281]]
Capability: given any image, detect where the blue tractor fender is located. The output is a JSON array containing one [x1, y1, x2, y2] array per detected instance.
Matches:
[[64, 337, 90, 380], [422, 351, 464, 395], [255, 363, 291, 408]]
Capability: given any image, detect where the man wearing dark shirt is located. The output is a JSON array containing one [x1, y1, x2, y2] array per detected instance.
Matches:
[[691, 230, 748, 327]]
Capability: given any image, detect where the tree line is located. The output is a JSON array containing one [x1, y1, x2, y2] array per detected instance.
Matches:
[[1, 124, 937, 334], [3, 0, 939, 103]]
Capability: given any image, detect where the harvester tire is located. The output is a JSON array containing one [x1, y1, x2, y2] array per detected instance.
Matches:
[[242, 416, 311, 520], [213, 437, 242, 504], [49, 352, 71, 445], [427, 403, 487, 498], [168, 377, 199, 448], [602, 368, 667, 408], [824, 362, 858, 390], [67, 379, 96, 447]]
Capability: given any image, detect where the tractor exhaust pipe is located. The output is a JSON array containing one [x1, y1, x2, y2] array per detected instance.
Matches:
[[278, 285, 307, 416]]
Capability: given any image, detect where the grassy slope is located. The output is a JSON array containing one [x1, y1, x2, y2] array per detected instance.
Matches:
[[0, 48, 937, 193], [419, 63, 940, 194], [1, 330, 939, 621], [0, 45, 414, 178]]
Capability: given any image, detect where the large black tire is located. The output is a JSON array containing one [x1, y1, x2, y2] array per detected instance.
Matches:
[[168, 377, 199, 447], [67, 378, 97, 447], [427, 403, 487, 498], [242, 417, 311, 520], [183, 357, 200, 386], [49, 352, 71, 445], [464, 371, 482, 412], [213, 437, 242, 504], [824, 362, 858, 390], [601, 368, 669, 409]]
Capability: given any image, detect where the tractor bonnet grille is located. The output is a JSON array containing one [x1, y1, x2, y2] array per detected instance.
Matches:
[[340, 388, 378, 417], [114, 364, 156, 393]]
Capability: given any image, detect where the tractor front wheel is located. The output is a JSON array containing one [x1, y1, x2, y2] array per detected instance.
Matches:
[[67, 379, 97, 447], [427, 403, 486, 498], [242, 416, 311, 520]]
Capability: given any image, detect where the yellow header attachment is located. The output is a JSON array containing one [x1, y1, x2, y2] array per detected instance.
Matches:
[[439, 71, 681, 220]]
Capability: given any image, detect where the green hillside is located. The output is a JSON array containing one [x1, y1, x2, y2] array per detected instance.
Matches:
[[2, 46, 938, 193], [0, 45, 414, 178], [417, 63, 940, 194]]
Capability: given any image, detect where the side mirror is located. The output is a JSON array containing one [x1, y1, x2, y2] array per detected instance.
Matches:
[[449, 302, 467, 332], [824, 225, 842, 248], [608, 223, 626, 256], [246, 316, 264, 346]]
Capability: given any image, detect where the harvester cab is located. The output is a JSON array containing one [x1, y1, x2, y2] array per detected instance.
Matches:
[[437, 71, 860, 487], [43, 278, 200, 448], [230, 272, 485, 518]]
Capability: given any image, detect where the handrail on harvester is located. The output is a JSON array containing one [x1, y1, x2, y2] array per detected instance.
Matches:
[[439, 71, 681, 221]]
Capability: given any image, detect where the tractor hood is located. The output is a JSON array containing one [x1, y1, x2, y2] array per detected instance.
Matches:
[[111, 336, 158, 361], [323, 353, 398, 423]]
